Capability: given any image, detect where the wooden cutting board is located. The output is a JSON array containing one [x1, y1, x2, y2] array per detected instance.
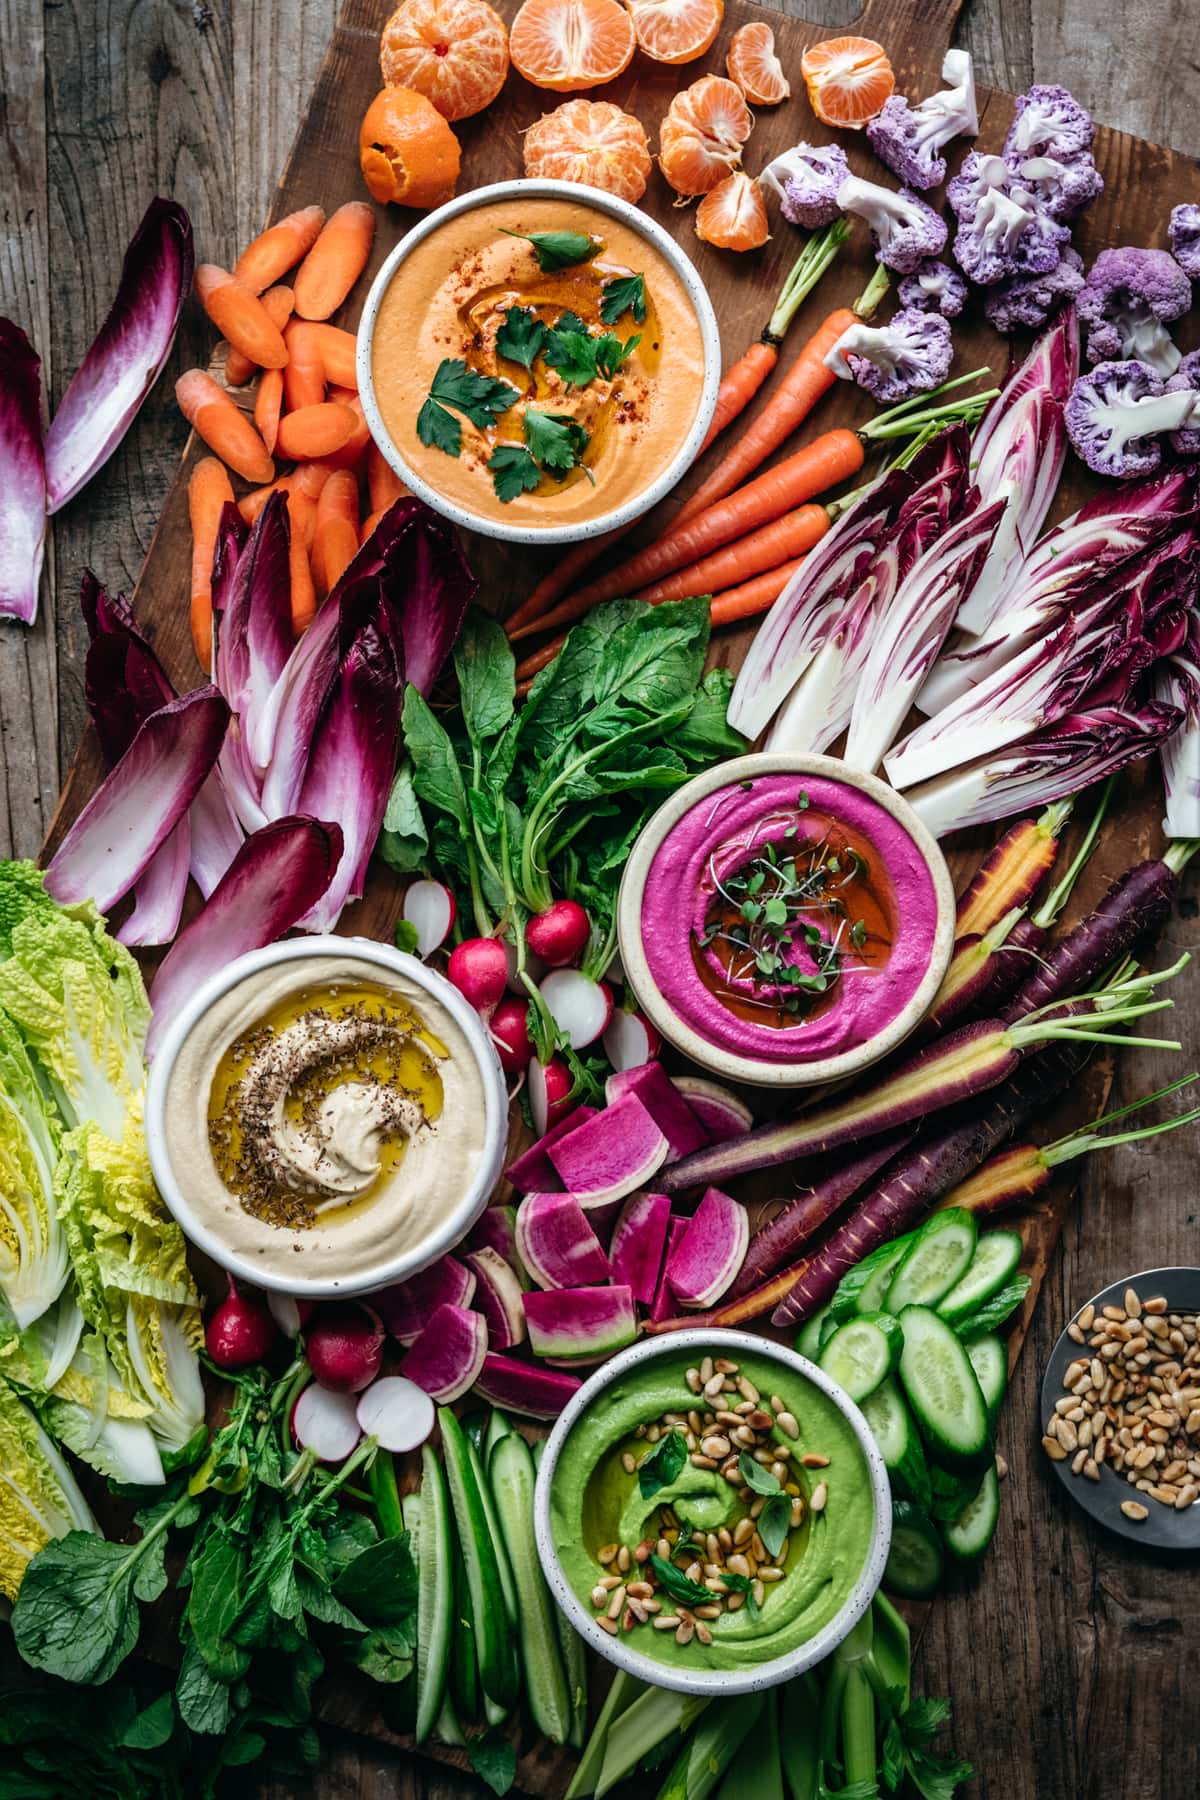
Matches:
[[39, 0, 1199, 1790]]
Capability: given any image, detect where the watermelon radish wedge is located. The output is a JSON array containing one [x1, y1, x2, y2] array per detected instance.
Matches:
[[373, 1256, 476, 1345], [515, 1191, 611, 1290], [547, 1092, 669, 1206], [649, 1219, 687, 1324], [605, 1062, 709, 1162], [466, 1203, 529, 1286], [672, 1076, 754, 1143], [666, 1188, 750, 1308], [402, 1304, 488, 1402], [523, 1285, 637, 1361], [473, 1353, 582, 1418], [504, 1105, 597, 1194], [609, 1191, 672, 1307], [464, 1247, 527, 1349]]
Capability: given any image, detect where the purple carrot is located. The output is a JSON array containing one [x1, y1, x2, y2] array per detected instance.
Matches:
[[954, 798, 1073, 937], [724, 1131, 914, 1301]]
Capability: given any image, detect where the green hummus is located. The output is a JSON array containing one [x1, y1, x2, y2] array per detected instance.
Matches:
[[550, 1348, 875, 1672]]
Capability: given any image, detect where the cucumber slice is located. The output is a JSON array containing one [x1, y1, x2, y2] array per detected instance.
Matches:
[[884, 1209, 977, 1314], [534, 1438, 587, 1748], [859, 1376, 931, 1511], [449, 1549, 482, 1724], [438, 1407, 520, 1709], [832, 1233, 915, 1321], [485, 1405, 514, 1469], [407, 1449, 453, 1744], [464, 1430, 519, 1627], [965, 1333, 1008, 1424], [818, 1312, 903, 1403], [897, 1305, 990, 1469], [490, 1432, 573, 1746], [795, 1302, 833, 1362], [937, 1230, 1023, 1324], [818, 1309, 841, 1353], [942, 1460, 1001, 1562], [884, 1501, 943, 1599]]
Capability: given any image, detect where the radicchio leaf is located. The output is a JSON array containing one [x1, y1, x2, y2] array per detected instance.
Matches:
[[117, 817, 191, 947], [45, 198, 193, 513], [378, 500, 476, 696], [0, 319, 47, 625], [146, 817, 344, 1059], [212, 492, 292, 773]]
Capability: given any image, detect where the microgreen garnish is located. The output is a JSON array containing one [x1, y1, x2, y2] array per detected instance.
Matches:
[[501, 227, 596, 270], [417, 358, 519, 456], [600, 271, 647, 324], [649, 1555, 713, 1608], [638, 1430, 687, 1500], [495, 304, 548, 370]]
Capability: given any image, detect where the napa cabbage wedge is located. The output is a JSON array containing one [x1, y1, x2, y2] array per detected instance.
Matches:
[[0, 1372, 97, 1599], [0, 1011, 68, 1327]]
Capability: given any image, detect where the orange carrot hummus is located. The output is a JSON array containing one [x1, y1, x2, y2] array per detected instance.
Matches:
[[370, 198, 706, 529]]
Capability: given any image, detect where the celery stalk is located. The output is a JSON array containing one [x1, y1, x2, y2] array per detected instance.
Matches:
[[653, 1693, 762, 1800]]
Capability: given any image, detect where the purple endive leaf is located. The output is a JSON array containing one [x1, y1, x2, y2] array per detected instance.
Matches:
[[296, 613, 405, 932], [380, 502, 476, 696], [146, 817, 344, 1060], [81, 570, 175, 759], [188, 771, 246, 899], [0, 319, 47, 625], [256, 578, 377, 819], [212, 492, 292, 772], [45, 198, 193, 514], [212, 505, 269, 835], [118, 817, 191, 947], [44, 687, 229, 912]]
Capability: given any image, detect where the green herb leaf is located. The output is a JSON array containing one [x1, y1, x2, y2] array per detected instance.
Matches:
[[501, 227, 596, 270], [737, 1452, 781, 1496], [455, 608, 517, 746], [469, 1730, 518, 1796], [595, 331, 641, 380], [332, 1535, 418, 1634], [600, 271, 647, 324], [120, 1692, 176, 1751], [489, 443, 543, 503], [953, 1276, 1031, 1340], [637, 1428, 688, 1499], [649, 1554, 714, 1608], [418, 357, 519, 455], [416, 395, 463, 457], [758, 1492, 791, 1561], [543, 318, 599, 387], [525, 408, 590, 475], [393, 919, 420, 956], [495, 304, 548, 370]]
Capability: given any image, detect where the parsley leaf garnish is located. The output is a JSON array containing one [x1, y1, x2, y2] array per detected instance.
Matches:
[[595, 331, 641, 380], [495, 305, 548, 371], [488, 444, 542, 504], [500, 228, 596, 270], [417, 357, 519, 456], [600, 271, 647, 324], [525, 409, 590, 474], [637, 1429, 687, 1500], [543, 318, 599, 387]]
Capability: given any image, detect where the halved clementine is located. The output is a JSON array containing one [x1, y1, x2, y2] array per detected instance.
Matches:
[[626, 0, 723, 65], [509, 0, 636, 92], [523, 98, 652, 201], [726, 22, 790, 106], [658, 74, 753, 197], [695, 170, 769, 249], [359, 86, 462, 208], [800, 34, 894, 128], [380, 0, 510, 120]]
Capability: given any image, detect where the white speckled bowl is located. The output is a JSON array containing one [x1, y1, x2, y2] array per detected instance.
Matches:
[[533, 1329, 892, 1697], [356, 178, 721, 545]]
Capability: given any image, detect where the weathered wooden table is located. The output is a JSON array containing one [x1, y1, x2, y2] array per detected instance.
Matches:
[[2, 0, 1199, 1794]]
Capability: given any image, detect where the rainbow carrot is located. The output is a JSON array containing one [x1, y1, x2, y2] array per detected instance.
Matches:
[[709, 559, 804, 626], [631, 508, 825, 607]]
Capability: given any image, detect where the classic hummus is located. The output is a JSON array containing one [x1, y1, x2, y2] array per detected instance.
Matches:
[[635, 772, 940, 1066], [550, 1347, 875, 1671], [159, 954, 491, 1282], [370, 197, 706, 529]]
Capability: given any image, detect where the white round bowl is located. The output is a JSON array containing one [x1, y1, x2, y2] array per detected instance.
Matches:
[[356, 178, 722, 545], [144, 936, 508, 1299], [533, 1328, 893, 1697]]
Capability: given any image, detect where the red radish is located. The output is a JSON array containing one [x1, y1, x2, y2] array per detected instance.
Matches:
[[292, 1382, 362, 1461], [602, 1007, 661, 1071], [529, 1056, 573, 1135], [267, 1291, 316, 1339], [401, 1303, 488, 1402], [401, 879, 456, 957], [504, 1105, 596, 1192], [490, 997, 535, 1072], [447, 936, 509, 1019], [525, 899, 591, 967], [373, 1255, 476, 1345], [539, 970, 613, 1049], [306, 1304, 384, 1392], [355, 1375, 435, 1452], [205, 1277, 276, 1369], [473, 1351, 582, 1418]]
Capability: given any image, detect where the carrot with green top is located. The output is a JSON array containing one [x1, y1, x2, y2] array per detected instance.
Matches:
[[276, 401, 357, 462], [312, 469, 361, 598], [225, 284, 294, 385], [195, 264, 289, 369], [293, 202, 375, 321], [176, 369, 274, 483], [235, 204, 325, 294], [188, 457, 234, 669], [632, 508, 824, 607]]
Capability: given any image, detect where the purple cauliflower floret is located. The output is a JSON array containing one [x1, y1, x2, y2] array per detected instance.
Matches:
[[1064, 359, 1200, 478], [1168, 203, 1200, 281], [824, 308, 954, 405], [761, 142, 850, 230], [865, 47, 978, 191], [1166, 350, 1200, 455], [984, 245, 1085, 333], [897, 258, 969, 318], [835, 174, 948, 274], [1004, 83, 1095, 160], [1008, 149, 1103, 222], [948, 153, 1070, 286], [1076, 246, 1192, 375]]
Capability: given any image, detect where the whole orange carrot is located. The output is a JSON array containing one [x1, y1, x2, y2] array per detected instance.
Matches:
[[287, 490, 318, 632], [188, 457, 234, 669], [700, 339, 778, 454], [235, 204, 325, 294], [238, 460, 332, 526], [176, 369, 275, 484], [311, 396, 370, 472], [504, 526, 631, 638], [293, 203, 375, 321], [516, 635, 566, 683], [631, 507, 828, 607], [225, 283, 294, 384], [254, 366, 284, 455], [312, 469, 361, 598], [276, 401, 357, 461], [367, 441, 408, 513], [283, 319, 327, 411], [305, 323, 358, 390], [709, 558, 805, 626], [195, 264, 289, 369]]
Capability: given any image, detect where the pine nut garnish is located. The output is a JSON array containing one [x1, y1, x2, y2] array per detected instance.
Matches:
[[810, 1481, 829, 1513]]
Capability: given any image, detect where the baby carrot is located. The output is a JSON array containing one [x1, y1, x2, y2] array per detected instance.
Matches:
[[360, 507, 386, 544], [312, 469, 361, 598], [287, 490, 318, 632], [293, 202, 375, 321], [631, 508, 827, 607], [235, 204, 325, 295], [313, 395, 370, 471], [283, 319, 327, 411], [225, 284, 294, 385], [367, 441, 408, 512], [709, 558, 805, 626], [276, 401, 357, 462], [176, 368, 275, 484], [195, 264, 288, 369], [304, 323, 358, 390], [254, 366, 284, 455], [188, 457, 234, 669], [238, 460, 333, 526]]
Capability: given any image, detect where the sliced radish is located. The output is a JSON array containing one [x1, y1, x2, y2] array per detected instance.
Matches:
[[649, 1218, 687, 1324], [606, 1062, 708, 1162], [539, 969, 613, 1049], [355, 1376, 435, 1453], [401, 1303, 488, 1403], [547, 1091, 668, 1206], [504, 1105, 597, 1194], [526, 899, 591, 968], [446, 936, 509, 1019], [374, 1255, 477, 1345], [401, 879, 456, 958], [529, 1056, 574, 1136], [672, 1075, 754, 1142], [464, 1246, 527, 1349], [602, 1006, 662, 1072], [292, 1383, 363, 1462], [267, 1292, 316, 1339], [609, 1190, 672, 1307], [490, 996, 534, 1073], [515, 1191, 612, 1290], [523, 1285, 637, 1361]]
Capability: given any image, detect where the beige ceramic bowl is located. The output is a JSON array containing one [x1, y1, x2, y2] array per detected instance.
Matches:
[[616, 752, 956, 1089]]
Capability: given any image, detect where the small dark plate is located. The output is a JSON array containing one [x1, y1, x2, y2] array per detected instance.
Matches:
[[1040, 1266, 1200, 1551]]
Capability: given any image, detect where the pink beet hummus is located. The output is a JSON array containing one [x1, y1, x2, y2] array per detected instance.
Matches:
[[638, 772, 939, 1066]]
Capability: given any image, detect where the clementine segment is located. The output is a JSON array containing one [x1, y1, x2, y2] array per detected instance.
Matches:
[[509, 0, 636, 91], [695, 170, 769, 250], [626, 0, 723, 65], [359, 87, 462, 208], [658, 74, 753, 197], [523, 98, 652, 201], [800, 34, 894, 128], [380, 0, 509, 120], [726, 22, 790, 106]]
